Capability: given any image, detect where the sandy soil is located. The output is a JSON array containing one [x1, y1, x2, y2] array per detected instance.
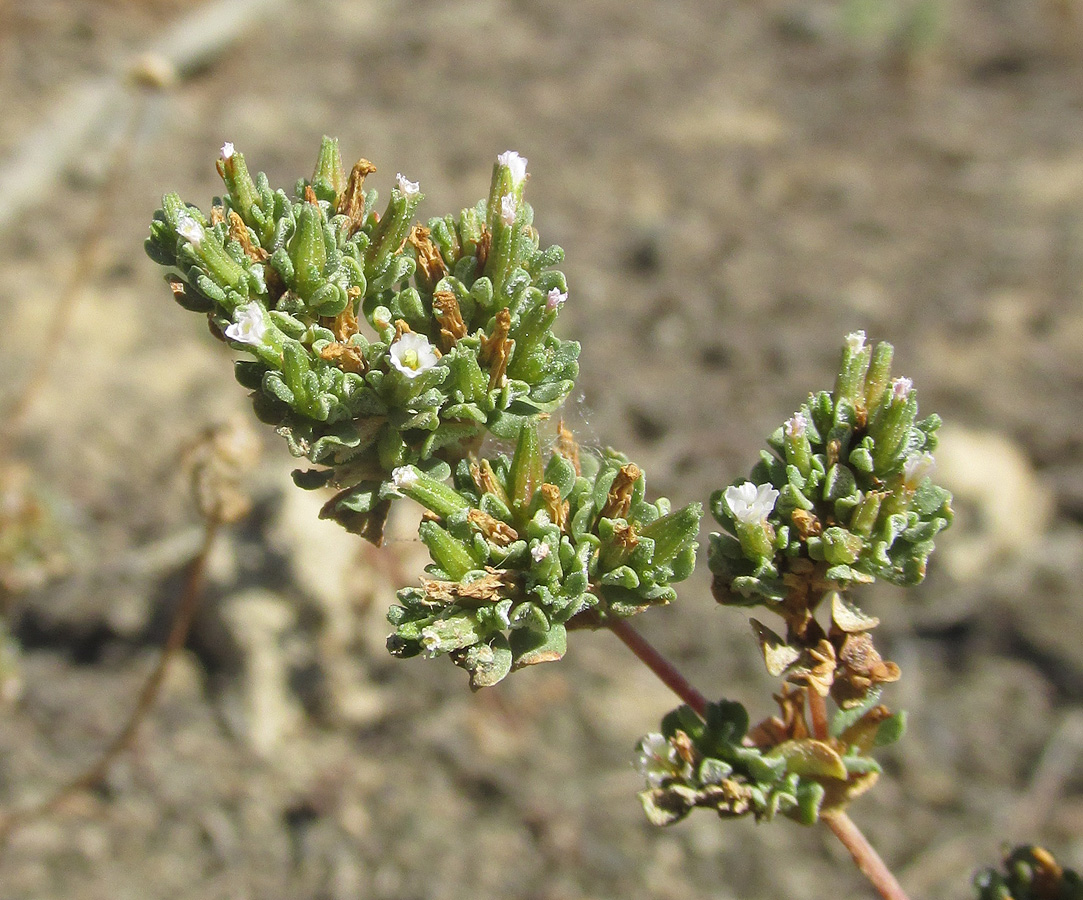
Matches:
[[1, 1, 1083, 898]]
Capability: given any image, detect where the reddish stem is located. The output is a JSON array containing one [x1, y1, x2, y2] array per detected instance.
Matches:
[[822, 811, 913, 900], [607, 618, 911, 900], [807, 687, 830, 740], [605, 617, 708, 718]]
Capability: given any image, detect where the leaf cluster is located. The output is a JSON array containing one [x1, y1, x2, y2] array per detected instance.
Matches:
[[146, 139, 578, 542], [636, 692, 904, 827], [387, 423, 701, 687]]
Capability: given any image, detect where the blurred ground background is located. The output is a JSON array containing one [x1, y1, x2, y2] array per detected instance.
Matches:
[[1, 1, 1082, 898]]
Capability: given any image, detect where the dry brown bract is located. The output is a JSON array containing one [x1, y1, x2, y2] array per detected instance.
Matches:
[[421, 568, 516, 607]]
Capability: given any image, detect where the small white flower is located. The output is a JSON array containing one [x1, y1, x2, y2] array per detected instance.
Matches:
[[634, 733, 680, 789], [891, 376, 913, 402], [784, 412, 807, 438], [224, 301, 267, 346], [176, 214, 204, 247], [497, 150, 528, 186], [220, 141, 235, 160], [531, 542, 550, 563], [500, 193, 517, 226], [724, 481, 779, 525], [388, 332, 439, 379], [546, 288, 567, 312], [396, 173, 420, 197], [902, 452, 935, 486], [391, 466, 419, 490], [845, 330, 866, 355]]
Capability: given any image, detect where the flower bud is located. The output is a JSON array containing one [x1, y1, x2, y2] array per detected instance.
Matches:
[[310, 135, 346, 205]]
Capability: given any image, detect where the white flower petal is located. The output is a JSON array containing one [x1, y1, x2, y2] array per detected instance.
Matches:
[[396, 173, 420, 197], [389, 332, 439, 379], [846, 330, 866, 355], [223, 301, 267, 346], [392, 466, 419, 490], [500, 193, 517, 226], [546, 288, 567, 312], [220, 141, 235, 160], [725, 481, 778, 524], [497, 150, 528, 186], [177, 214, 204, 247]]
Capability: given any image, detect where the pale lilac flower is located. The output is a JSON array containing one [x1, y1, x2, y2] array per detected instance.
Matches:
[[784, 412, 807, 438], [388, 332, 439, 379], [396, 173, 420, 197], [634, 733, 681, 789], [845, 330, 867, 355], [224, 302, 267, 346], [546, 288, 567, 312], [497, 150, 528, 186], [724, 481, 779, 525], [891, 376, 913, 402], [500, 193, 517, 226], [220, 141, 235, 160], [177, 214, 204, 247], [391, 466, 419, 490], [531, 542, 550, 563], [902, 452, 935, 486]]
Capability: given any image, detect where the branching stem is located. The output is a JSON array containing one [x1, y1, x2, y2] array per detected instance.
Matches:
[[605, 617, 708, 718], [607, 617, 911, 900]]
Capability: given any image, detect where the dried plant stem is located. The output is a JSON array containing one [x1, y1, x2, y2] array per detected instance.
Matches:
[[0, 517, 220, 844], [823, 811, 912, 900], [607, 618, 910, 900], [605, 617, 708, 718], [807, 686, 830, 740]]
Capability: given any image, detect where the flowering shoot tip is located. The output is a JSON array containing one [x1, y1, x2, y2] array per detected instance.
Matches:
[[396, 173, 420, 197], [891, 376, 913, 402], [784, 412, 807, 438], [497, 150, 528, 185], [845, 330, 867, 354], [546, 288, 567, 312], [392, 466, 419, 490], [220, 141, 235, 160]]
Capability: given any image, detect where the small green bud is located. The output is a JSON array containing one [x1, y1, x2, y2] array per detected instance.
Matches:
[[508, 423, 543, 515], [869, 377, 918, 474], [310, 135, 346, 205], [783, 412, 813, 478], [288, 201, 328, 302], [392, 466, 470, 519], [834, 330, 872, 407], [638, 503, 702, 566], [863, 340, 894, 411], [419, 520, 476, 581]]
